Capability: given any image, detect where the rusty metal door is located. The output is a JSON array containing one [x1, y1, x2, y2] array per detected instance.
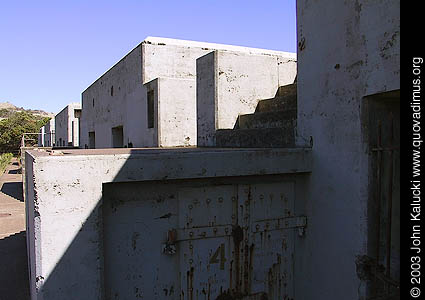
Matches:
[[103, 180, 305, 300], [244, 182, 300, 299], [173, 181, 305, 300], [103, 183, 181, 300], [177, 185, 237, 299]]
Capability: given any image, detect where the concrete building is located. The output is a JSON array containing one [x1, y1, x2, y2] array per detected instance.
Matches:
[[55, 103, 81, 148], [25, 148, 312, 300], [80, 37, 296, 149], [24, 1, 399, 299], [44, 118, 55, 147], [38, 118, 55, 147], [197, 51, 297, 147], [37, 127, 45, 147], [294, 1, 400, 299]]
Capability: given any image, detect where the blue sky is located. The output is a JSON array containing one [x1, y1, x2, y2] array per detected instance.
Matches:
[[0, 1, 296, 113]]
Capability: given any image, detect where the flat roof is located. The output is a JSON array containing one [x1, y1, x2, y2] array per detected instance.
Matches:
[[144, 36, 297, 58], [55, 102, 81, 117], [83, 36, 296, 93]]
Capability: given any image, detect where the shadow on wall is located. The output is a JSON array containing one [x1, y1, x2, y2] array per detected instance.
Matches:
[[363, 91, 401, 298], [33, 148, 310, 300], [0, 231, 30, 300], [32, 110, 400, 300], [35, 150, 192, 299], [36, 150, 227, 299]]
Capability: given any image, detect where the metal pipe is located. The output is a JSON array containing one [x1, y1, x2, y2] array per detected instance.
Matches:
[[374, 120, 382, 294], [385, 113, 394, 290]]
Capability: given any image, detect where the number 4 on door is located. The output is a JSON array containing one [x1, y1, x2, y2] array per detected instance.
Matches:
[[209, 243, 226, 270]]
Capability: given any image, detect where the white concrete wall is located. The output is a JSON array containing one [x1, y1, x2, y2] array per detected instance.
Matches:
[[44, 118, 55, 147], [157, 78, 197, 147], [196, 50, 297, 146], [55, 103, 81, 147], [81, 45, 143, 149], [38, 127, 44, 147], [55, 106, 68, 147], [69, 104, 81, 147], [294, 0, 400, 299], [25, 148, 312, 300], [81, 37, 295, 149], [24, 153, 37, 300], [80, 39, 216, 149], [72, 118, 79, 147]]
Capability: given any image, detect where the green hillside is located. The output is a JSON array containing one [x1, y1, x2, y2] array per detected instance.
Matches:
[[0, 103, 52, 153]]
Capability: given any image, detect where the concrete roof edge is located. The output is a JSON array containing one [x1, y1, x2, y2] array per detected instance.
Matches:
[[55, 102, 81, 117], [143, 36, 297, 58], [82, 41, 144, 95], [28, 147, 312, 183], [28, 148, 312, 167], [82, 36, 296, 95]]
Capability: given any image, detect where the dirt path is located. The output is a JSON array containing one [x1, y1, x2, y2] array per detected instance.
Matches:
[[0, 158, 25, 238], [0, 158, 30, 300]]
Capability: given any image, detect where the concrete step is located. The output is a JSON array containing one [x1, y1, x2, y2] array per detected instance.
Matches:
[[256, 95, 297, 113], [238, 110, 297, 129], [255, 83, 297, 113], [216, 127, 295, 148], [277, 83, 297, 98]]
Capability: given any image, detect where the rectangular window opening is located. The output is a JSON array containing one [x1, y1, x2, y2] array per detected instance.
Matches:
[[147, 90, 154, 128]]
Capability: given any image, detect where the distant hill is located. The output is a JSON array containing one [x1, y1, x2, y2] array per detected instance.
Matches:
[[0, 102, 54, 120]]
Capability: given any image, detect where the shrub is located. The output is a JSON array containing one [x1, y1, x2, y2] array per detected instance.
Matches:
[[0, 153, 13, 174]]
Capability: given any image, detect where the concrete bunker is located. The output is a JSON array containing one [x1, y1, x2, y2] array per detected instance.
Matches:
[[24, 1, 400, 298], [54, 103, 81, 148], [80, 37, 296, 149], [102, 175, 305, 299], [25, 147, 312, 300], [112, 126, 124, 148]]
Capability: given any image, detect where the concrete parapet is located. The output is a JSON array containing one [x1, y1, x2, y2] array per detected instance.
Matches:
[[196, 50, 296, 146], [25, 147, 311, 299]]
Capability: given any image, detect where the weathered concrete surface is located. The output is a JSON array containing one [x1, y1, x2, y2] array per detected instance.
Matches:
[[214, 84, 298, 148], [295, 1, 400, 299], [80, 37, 296, 149], [0, 159, 29, 300], [239, 111, 297, 129], [255, 84, 297, 113], [38, 119, 55, 147], [102, 178, 305, 299], [145, 77, 197, 147], [44, 118, 55, 147], [196, 51, 296, 146], [37, 126, 44, 147], [25, 147, 311, 300], [20, 147, 52, 203], [55, 103, 81, 147], [216, 127, 296, 148]]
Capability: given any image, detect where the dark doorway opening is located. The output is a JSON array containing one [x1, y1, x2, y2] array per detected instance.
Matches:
[[112, 126, 124, 148]]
